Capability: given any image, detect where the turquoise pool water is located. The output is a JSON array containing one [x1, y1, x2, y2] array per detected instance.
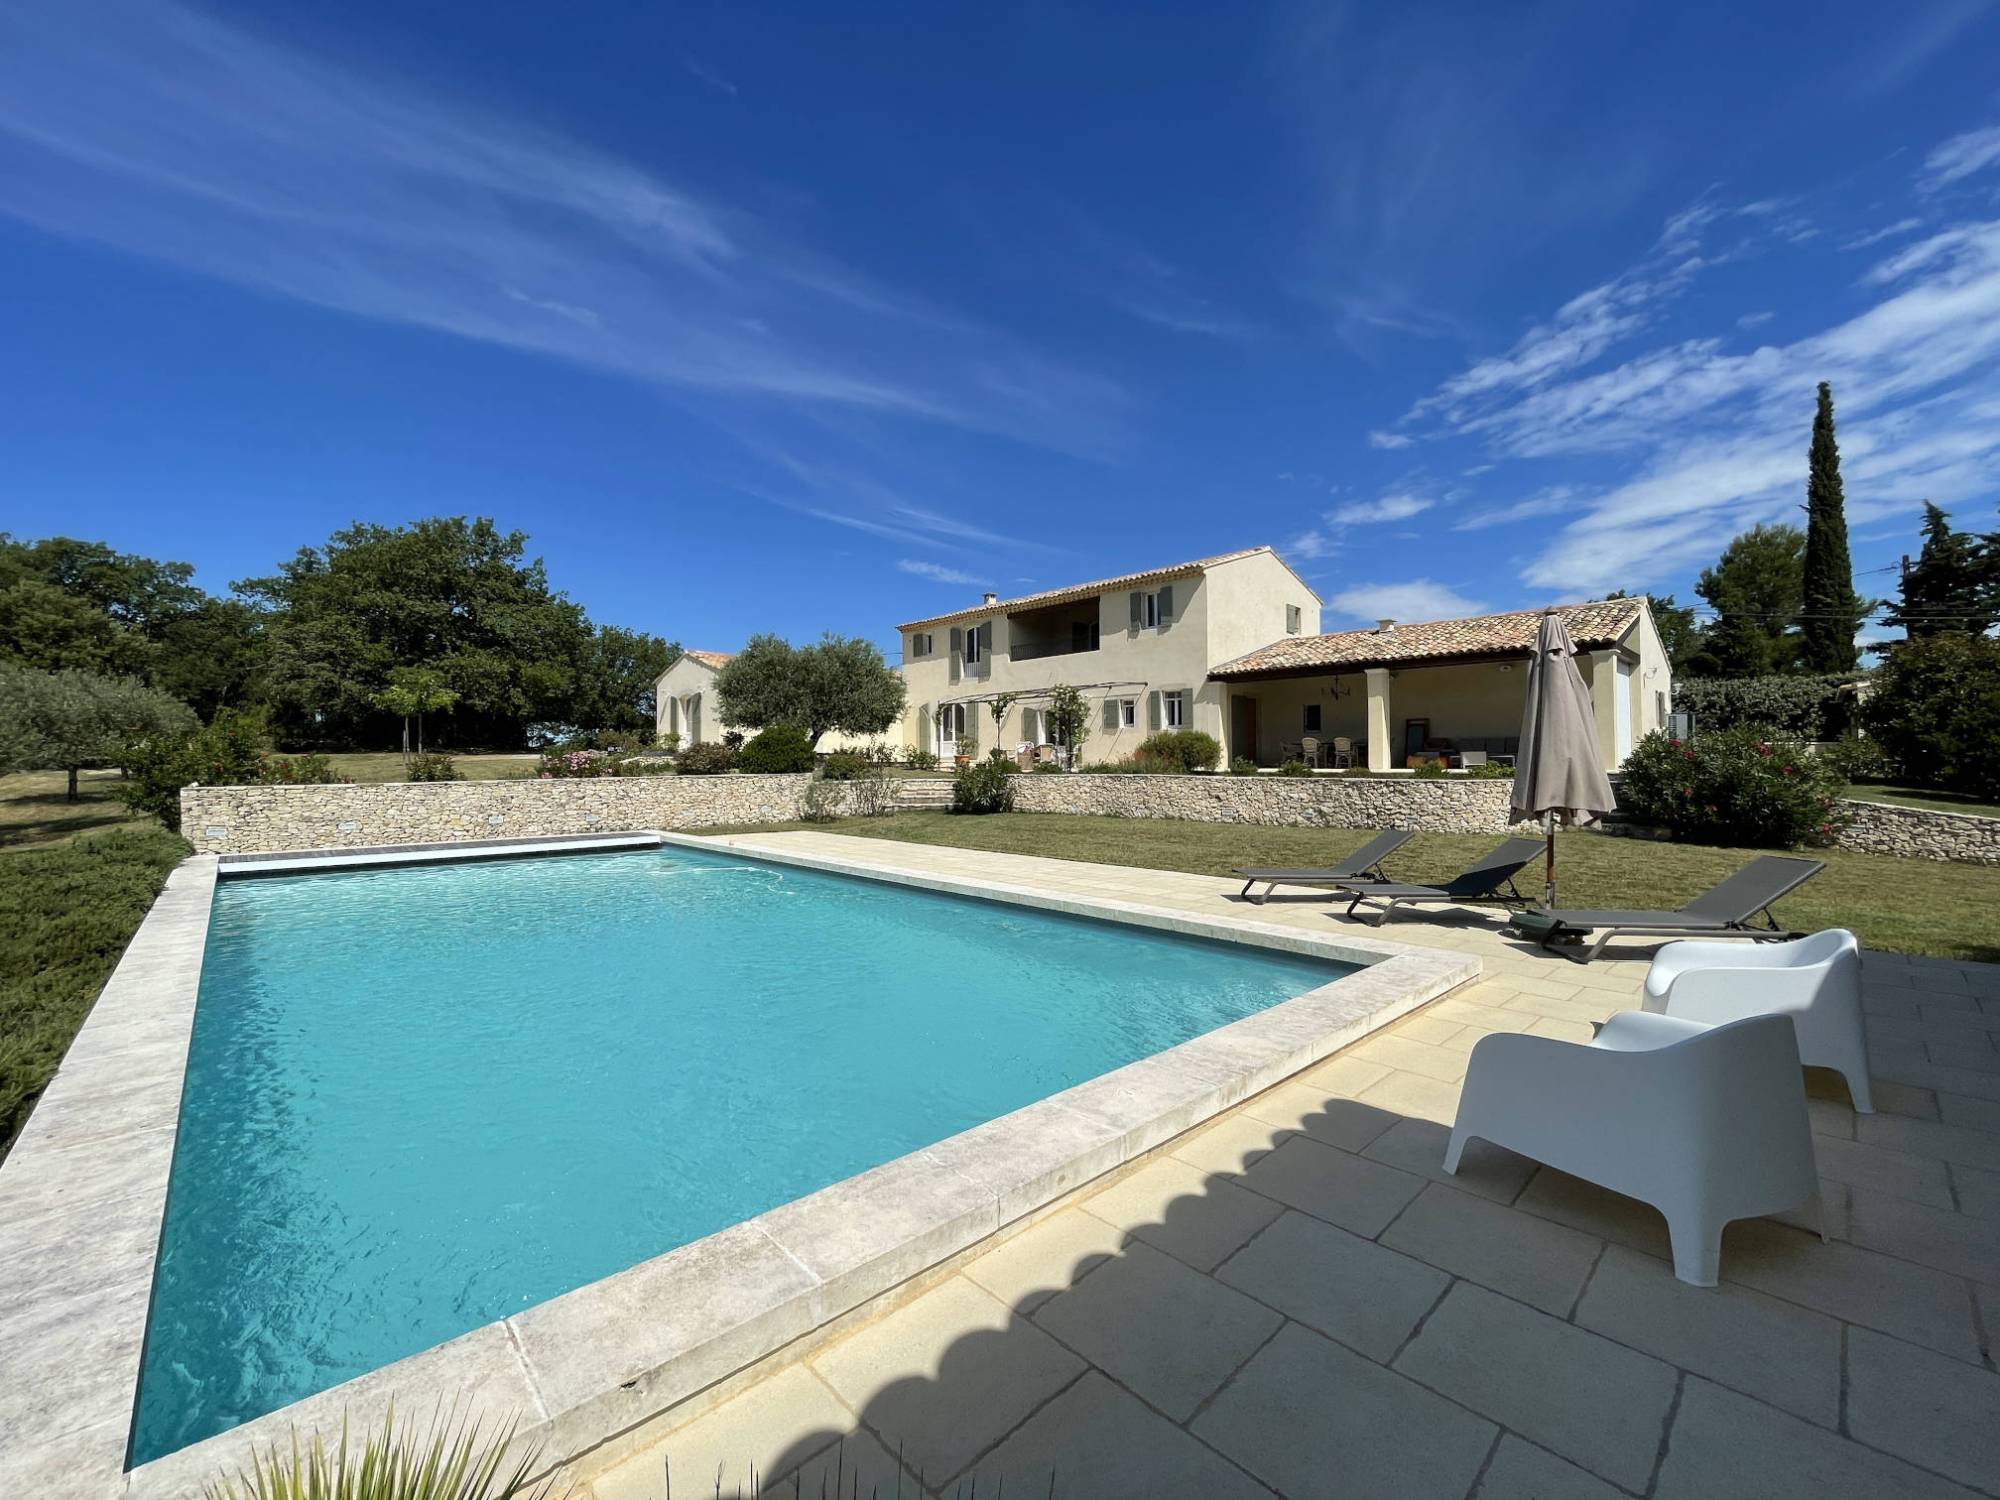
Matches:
[[131, 844, 1352, 1461]]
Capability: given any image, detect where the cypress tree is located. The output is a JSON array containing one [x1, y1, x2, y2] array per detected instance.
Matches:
[[1799, 381, 1868, 672], [1878, 501, 1996, 649]]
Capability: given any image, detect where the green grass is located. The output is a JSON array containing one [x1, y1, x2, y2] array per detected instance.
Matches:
[[697, 811, 2000, 964], [317, 751, 544, 784], [0, 825, 189, 1160], [0, 768, 151, 850], [1847, 783, 2000, 819]]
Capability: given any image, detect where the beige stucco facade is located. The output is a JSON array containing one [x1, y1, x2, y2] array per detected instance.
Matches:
[[653, 653, 744, 745], [895, 548, 1322, 763]]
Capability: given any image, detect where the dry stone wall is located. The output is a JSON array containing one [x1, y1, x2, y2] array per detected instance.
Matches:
[[1838, 800, 2000, 866], [1010, 773, 1514, 832]]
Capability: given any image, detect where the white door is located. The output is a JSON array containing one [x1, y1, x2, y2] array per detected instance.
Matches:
[[1613, 660, 1633, 764]]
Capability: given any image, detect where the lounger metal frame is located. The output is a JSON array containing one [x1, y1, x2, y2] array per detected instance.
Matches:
[[1233, 829, 1415, 904], [1514, 857, 1826, 963]]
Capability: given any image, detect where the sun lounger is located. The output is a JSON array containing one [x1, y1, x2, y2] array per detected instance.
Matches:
[[1340, 837, 1545, 925], [1508, 855, 1825, 963], [1233, 829, 1415, 904]]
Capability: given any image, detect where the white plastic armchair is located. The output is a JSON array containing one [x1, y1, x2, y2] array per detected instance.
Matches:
[[1641, 928, 1868, 1113], [1446, 1012, 1822, 1286]]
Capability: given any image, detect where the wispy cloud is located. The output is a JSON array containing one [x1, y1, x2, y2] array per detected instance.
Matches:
[[897, 559, 988, 586], [1286, 491, 1435, 559], [1736, 310, 1775, 329], [1841, 217, 1924, 251], [681, 55, 738, 97], [1367, 429, 1414, 450], [0, 0, 1126, 451], [1920, 123, 2000, 191], [1328, 580, 1484, 624]]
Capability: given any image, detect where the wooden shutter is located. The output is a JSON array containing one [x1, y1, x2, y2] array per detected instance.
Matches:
[[1157, 584, 1174, 627], [1129, 591, 1143, 630], [1102, 697, 1120, 731], [1148, 691, 1163, 731], [949, 626, 963, 683], [977, 621, 993, 665]]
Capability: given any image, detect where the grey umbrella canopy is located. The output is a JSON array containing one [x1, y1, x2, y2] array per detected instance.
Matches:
[[1511, 608, 1618, 908]]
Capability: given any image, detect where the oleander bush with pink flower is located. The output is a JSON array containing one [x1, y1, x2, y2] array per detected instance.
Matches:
[[1620, 725, 1850, 849]]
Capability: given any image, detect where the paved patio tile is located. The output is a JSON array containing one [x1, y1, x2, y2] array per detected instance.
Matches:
[[809, 1277, 1084, 1481], [1239, 1079, 1400, 1152], [1858, 1111, 2000, 1173], [1719, 1219, 1985, 1366], [1472, 1435, 1626, 1500], [1079, 1155, 1282, 1271], [1354, 1067, 1463, 1125], [1950, 1161, 2000, 1220], [1381, 1182, 1602, 1315], [1168, 1112, 1291, 1177], [959, 1211, 1125, 1315], [1513, 1167, 1674, 1260], [1655, 1377, 1984, 1500], [1940, 1092, 2000, 1134], [967, 1370, 1274, 1500], [1350, 1033, 1470, 1082], [1360, 1115, 1536, 1204], [1393, 1282, 1678, 1492], [1193, 1321, 1496, 1500], [1391, 1013, 1466, 1047], [1874, 1079, 1943, 1120], [1846, 1327, 2000, 1492], [1813, 1134, 1955, 1209], [1847, 1185, 2000, 1283], [1235, 1133, 1426, 1237], [1574, 1245, 1841, 1427], [1215, 1209, 1448, 1362], [1030, 1238, 1280, 1421], [1297, 1052, 1394, 1097]]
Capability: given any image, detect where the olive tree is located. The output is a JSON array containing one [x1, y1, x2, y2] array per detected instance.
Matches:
[[0, 665, 195, 800], [715, 634, 905, 745]]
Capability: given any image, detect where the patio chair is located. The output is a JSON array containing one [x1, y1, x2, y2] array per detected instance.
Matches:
[[1232, 829, 1416, 904], [1331, 736, 1354, 769], [1508, 855, 1825, 963], [1300, 735, 1321, 769], [1338, 837, 1545, 925], [1642, 928, 1870, 1112], [1447, 1011, 1824, 1286]]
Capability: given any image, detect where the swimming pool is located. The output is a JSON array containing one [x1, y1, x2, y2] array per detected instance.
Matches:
[[131, 843, 1355, 1461]]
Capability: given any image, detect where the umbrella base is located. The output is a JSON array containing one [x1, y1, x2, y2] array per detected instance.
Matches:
[[1509, 910, 1582, 943]]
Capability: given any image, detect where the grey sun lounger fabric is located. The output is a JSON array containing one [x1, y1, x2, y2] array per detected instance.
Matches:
[[1510, 854, 1826, 962], [1233, 829, 1416, 903], [1340, 837, 1546, 925]]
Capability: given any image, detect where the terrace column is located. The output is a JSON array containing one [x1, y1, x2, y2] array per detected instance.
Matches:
[[1587, 650, 1620, 772], [1365, 668, 1392, 772]]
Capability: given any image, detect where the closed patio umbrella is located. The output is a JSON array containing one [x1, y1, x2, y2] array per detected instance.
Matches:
[[1512, 608, 1617, 908]]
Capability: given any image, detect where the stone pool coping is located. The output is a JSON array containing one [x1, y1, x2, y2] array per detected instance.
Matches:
[[0, 832, 1477, 1498]]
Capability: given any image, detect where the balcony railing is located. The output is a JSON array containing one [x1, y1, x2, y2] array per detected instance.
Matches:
[[1008, 639, 1100, 663]]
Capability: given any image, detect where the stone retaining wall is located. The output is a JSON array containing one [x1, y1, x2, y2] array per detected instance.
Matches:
[[1010, 772, 1514, 832], [1838, 800, 2000, 865], [179, 775, 856, 854]]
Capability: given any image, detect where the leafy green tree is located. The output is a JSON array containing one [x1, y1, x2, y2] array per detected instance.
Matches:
[[0, 535, 202, 634], [1043, 684, 1091, 769], [1878, 502, 1997, 648], [373, 666, 460, 759], [0, 665, 195, 800], [0, 578, 141, 674], [148, 599, 267, 720], [715, 633, 906, 745], [115, 709, 271, 832], [573, 627, 678, 735], [1689, 524, 1804, 678], [1799, 382, 1870, 672], [1863, 633, 2000, 799], [237, 518, 605, 747]]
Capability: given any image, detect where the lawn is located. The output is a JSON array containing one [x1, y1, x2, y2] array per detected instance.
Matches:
[[698, 811, 2000, 963], [317, 751, 543, 783], [0, 768, 150, 850]]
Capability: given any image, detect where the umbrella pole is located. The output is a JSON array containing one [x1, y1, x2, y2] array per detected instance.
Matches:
[[1544, 827, 1556, 910]]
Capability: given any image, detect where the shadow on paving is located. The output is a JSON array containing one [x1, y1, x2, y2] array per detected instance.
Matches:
[[618, 1081, 1891, 1500]]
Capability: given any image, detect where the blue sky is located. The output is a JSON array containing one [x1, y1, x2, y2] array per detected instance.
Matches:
[[5, 0, 2000, 658]]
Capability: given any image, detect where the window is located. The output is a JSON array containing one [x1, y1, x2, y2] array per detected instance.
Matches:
[[964, 625, 983, 665], [1286, 604, 1303, 635], [1120, 699, 1137, 728], [1303, 703, 1321, 732], [1142, 592, 1159, 628], [911, 632, 933, 657], [1129, 585, 1173, 631], [1165, 692, 1187, 728]]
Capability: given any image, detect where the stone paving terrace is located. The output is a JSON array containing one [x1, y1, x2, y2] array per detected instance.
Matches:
[[584, 831, 2000, 1500]]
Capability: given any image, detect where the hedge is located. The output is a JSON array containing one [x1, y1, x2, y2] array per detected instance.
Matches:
[[1674, 674, 1863, 740]]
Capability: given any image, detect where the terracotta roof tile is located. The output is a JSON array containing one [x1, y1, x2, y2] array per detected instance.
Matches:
[[682, 649, 734, 670], [897, 547, 1299, 631], [1210, 599, 1644, 678]]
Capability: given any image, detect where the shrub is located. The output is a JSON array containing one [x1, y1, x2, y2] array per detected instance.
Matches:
[[1674, 674, 1863, 740], [535, 749, 613, 779], [1863, 633, 2000, 800], [904, 749, 940, 771], [1465, 759, 1515, 779], [865, 742, 900, 766], [1078, 759, 1146, 773], [1412, 760, 1448, 779], [117, 710, 277, 831], [1030, 760, 1065, 772], [1228, 757, 1258, 776], [405, 752, 463, 782], [674, 741, 736, 775], [1817, 733, 1889, 785], [817, 751, 871, 781], [722, 730, 746, 751], [1134, 729, 1221, 773], [952, 759, 1016, 813], [659, 731, 683, 756], [736, 723, 816, 774], [1619, 726, 1851, 848], [203, 1409, 552, 1500], [263, 753, 346, 785], [1277, 760, 1312, 777], [799, 777, 845, 823]]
